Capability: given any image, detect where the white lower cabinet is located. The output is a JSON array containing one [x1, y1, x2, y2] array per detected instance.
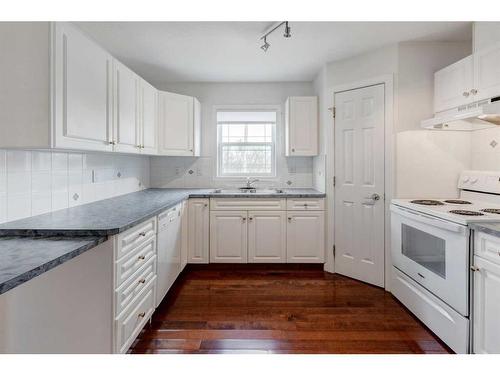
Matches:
[[473, 255, 500, 354], [187, 198, 210, 263], [248, 211, 286, 263], [286, 211, 325, 263], [210, 211, 248, 263]]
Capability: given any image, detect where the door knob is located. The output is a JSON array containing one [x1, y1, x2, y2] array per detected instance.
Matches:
[[365, 193, 381, 201]]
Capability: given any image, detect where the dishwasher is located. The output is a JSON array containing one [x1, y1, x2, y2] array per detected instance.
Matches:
[[156, 204, 182, 307]]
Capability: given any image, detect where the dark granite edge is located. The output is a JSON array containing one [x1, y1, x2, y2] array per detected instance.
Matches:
[[0, 190, 326, 237], [0, 236, 107, 295], [470, 223, 500, 238]]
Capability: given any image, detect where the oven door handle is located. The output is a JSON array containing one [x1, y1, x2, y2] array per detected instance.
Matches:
[[391, 205, 466, 234]]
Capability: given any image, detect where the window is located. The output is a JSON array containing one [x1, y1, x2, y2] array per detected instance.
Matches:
[[217, 110, 277, 177]]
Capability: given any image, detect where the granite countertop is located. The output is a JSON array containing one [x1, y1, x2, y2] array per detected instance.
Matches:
[[0, 236, 106, 295], [470, 222, 500, 237], [0, 187, 324, 294], [0, 188, 325, 237]]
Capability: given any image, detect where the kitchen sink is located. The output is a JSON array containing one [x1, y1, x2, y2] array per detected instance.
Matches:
[[212, 188, 284, 194]]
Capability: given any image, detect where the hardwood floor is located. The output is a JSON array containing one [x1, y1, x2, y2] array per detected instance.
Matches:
[[129, 264, 453, 354]]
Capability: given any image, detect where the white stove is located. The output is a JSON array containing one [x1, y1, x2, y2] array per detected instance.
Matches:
[[390, 170, 500, 354]]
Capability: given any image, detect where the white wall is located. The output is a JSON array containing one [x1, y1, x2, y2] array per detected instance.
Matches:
[[150, 82, 316, 189], [0, 150, 150, 224], [474, 22, 500, 52]]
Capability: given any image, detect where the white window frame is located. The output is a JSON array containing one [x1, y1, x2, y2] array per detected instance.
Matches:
[[215, 105, 280, 179]]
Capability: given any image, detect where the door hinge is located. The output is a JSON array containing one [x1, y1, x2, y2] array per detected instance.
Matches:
[[333, 176, 336, 187], [328, 106, 336, 118], [333, 245, 336, 257]]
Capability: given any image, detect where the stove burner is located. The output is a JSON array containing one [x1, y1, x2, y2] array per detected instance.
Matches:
[[444, 200, 472, 205], [481, 209, 500, 215], [449, 210, 484, 216], [410, 200, 444, 206]]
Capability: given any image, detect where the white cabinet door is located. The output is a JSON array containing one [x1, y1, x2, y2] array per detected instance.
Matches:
[[285, 96, 318, 156], [53, 22, 113, 152], [473, 256, 500, 354], [248, 211, 286, 263], [140, 80, 158, 155], [286, 211, 325, 263], [158, 91, 195, 156], [113, 60, 140, 153], [434, 56, 473, 113], [180, 200, 188, 270], [473, 42, 500, 102], [210, 211, 247, 263], [187, 198, 209, 263]]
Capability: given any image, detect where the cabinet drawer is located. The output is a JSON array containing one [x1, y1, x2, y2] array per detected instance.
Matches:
[[115, 237, 156, 288], [286, 198, 324, 211], [115, 280, 156, 353], [115, 256, 156, 316], [210, 198, 286, 211], [115, 218, 156, 261], [475, 231, 500, 266]]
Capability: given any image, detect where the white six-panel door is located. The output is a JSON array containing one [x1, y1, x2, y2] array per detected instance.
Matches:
[[334, 84, 385, 287], [210, 211, 248, 263], [248, 211, 286, 263]]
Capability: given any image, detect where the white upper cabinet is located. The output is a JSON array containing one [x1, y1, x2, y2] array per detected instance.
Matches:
[[285, 96, 318, 156], [112, 60, 140, 153], [53, 22, 113, 152], [434, 56, 474, 113], [434, 42, 500, 113], [158, 92, 201, 156], [140, 80, 158, 155], [474, 42, 500, 102]]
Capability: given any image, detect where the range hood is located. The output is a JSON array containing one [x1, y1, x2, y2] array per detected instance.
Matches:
[[421, 99, 500, 131]]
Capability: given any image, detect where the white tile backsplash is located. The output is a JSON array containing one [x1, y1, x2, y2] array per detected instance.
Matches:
[[150, 155, 315, 189], [0, 149, 150, 224], [471, 127, 500, 171]]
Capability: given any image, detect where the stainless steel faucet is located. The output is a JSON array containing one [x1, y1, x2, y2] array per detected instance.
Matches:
[[246, 177, 260, 188]]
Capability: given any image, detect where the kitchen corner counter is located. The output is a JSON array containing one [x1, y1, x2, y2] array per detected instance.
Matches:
[[470, 222, 500, 237], [0, 236, 106, 295], [0, 188, 325, 237]]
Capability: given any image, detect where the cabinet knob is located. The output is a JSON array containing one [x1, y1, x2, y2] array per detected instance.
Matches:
[[204, 203, 208, 207], [470, 89, 478, 95], [138, 255, 146, 260], [291, 148, 295, 152], [288, 217, 292, 222], [108, 141, 116, 145], [242, 217, 246, 222], [249, 217, 253, 221], [462, 91, 470, 97], [138, 312, 146, 318], [138, 232, 146, 237], [138, 278, 146, 284], [470, 266, 480, 272]]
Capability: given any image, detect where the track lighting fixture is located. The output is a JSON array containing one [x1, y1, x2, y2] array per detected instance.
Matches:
[[259, 21, 291, 52], [260, 36, 270, 52]]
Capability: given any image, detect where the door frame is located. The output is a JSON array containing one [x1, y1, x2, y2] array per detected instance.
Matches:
[[325, 74, 394, 290]]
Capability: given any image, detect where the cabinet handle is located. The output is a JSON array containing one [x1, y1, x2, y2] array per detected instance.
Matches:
[[462, 91, 469, 97], [138, 232, 147, 237], [138, 312, 146, 318], [470, 89, 478, 95], [138, 278, 146, 284], [138, 255, 146, 260], [470, 266, 480, 272]]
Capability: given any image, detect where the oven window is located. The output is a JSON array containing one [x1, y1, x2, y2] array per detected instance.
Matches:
[[401, 224, 446, 278]]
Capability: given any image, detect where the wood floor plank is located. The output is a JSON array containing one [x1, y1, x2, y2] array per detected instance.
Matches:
[[129, 264, 453, 354]]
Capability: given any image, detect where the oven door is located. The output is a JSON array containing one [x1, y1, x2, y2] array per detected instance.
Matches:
[[391, 204, 469, 316]]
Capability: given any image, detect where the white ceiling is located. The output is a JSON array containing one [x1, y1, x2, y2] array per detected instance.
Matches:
[[75, 22, 472, 83]]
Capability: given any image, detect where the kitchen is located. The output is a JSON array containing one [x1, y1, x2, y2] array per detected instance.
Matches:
[[1, 5, 500, 368]]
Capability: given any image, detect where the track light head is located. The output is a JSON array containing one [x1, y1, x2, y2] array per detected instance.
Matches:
[[261, 37, 270, 52], [283, 22, 291, 38]]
